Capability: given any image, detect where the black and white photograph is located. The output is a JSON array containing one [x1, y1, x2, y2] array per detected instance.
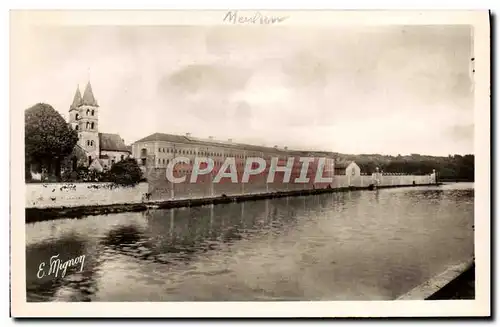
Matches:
[[10, 10, 490, 317]]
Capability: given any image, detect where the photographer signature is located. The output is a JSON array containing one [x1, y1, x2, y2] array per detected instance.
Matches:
[[37, 254, 86, 279]]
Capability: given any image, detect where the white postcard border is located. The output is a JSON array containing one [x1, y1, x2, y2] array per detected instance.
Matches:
[[10, 9, 490, 317]]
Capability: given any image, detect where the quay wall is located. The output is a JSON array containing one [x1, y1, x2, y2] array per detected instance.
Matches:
[[147, 169, 436, 200], [26, 173, 436, 210], [26, 182, 149, 209]]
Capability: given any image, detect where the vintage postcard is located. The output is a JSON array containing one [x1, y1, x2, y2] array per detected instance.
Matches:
[[10, 10, 490, 317]]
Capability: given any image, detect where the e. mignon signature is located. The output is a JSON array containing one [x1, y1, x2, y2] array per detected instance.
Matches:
[[37, 254, 85, 279]]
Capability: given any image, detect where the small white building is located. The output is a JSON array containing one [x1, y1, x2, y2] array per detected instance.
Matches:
[[334, 160, 361, 176]]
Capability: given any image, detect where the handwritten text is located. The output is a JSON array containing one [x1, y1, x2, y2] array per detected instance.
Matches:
[[37, 254, 85, 279], [223, 11, 289, 25]]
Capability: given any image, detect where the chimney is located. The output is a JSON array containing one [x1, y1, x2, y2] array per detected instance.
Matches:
[[186, 132, 191, 137]]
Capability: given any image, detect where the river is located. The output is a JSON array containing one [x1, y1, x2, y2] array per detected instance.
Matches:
[[26, 183, 474, 301]]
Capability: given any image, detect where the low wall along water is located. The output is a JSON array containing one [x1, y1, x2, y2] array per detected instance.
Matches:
[[25, 173, 436, 209], [148, 169, 436, 200], [26, 182, 149, 209]]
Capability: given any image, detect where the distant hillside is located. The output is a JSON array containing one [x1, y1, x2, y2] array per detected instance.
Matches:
[[334, 153, 474, 181]]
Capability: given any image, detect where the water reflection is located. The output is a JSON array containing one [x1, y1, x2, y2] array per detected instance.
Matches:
[[26, 183, 474, 301]]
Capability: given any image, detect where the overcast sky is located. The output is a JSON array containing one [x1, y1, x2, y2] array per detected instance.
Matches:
[[15, 25, 474, 155]]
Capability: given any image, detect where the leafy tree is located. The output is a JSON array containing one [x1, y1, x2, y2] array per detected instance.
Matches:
[[106, 158, 144, 187], [25, 103, 78, 179]]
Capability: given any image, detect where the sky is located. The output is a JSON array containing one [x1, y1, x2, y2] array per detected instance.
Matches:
[[14, 25, 474, 156]]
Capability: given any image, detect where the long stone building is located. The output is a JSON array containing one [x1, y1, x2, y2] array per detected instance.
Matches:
[[132, 132, 335, 173], [131, 132, 336, 199]]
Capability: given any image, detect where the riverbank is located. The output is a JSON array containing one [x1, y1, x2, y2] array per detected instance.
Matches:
[[438, 179, 475, 183], [25, 183, 441, 223], [397, 259, 474, 300], [426, 263, 475, 300]]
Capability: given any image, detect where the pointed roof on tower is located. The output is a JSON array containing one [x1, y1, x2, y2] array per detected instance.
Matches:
[[82, 81, 98, 107], [69, 86, 82, 110]]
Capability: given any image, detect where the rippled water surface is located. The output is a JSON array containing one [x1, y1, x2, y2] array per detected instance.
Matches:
[[26, 183, 474, 301]]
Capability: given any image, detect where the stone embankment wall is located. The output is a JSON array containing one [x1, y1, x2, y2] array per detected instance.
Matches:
[[26, 182, 149, 208], [145, 168, 436, 201], [26, 173, 436, 209]]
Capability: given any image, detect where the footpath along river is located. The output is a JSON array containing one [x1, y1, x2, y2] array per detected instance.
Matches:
[[26, 183, 474, 301]]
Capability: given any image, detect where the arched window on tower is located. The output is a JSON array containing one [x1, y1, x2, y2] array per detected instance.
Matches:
[[86, 109, 90, 116], [75, 113, 79, 120], [75, 125, 79, 131], [86, 122, 90, 129], [91, 122, 94, 129], [91, 110, 95, 116]]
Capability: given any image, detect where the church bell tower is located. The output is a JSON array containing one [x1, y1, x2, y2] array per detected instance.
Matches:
[[68, 81, 100, 165]]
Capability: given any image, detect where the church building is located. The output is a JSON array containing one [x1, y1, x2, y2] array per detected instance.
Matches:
[[67, 81, 131, 172]]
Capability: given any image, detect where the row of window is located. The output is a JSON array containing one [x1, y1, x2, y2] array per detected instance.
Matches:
[[155, 158, 330, 167], [157, 159, 255, 166], [156, 168, 320, 175], [156, 151, 294, 162], [155, 160, 322, 173], [74, 109, 95, 120], [157, 147, 248, 158], [87, 140, 95, 146], [149, 146, 335, 163], [75, 122, 95, 131], [142, 146, 334, 165]]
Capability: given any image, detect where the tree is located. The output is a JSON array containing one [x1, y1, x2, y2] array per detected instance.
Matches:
[[106, 158, 144, 187], [335, 152, 474, 180], [25, 103, 78, 179]]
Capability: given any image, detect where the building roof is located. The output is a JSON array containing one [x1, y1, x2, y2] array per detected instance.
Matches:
[[133, 132, 335, 157], [134, 133, 286, 153], [89, 158, 104, 171], [99, 133, 130, 152], [82, 81, 98, 107], [73, 144, 87, 154], [335, 160, 354, 169], [69, 86, 82, 111], [134, 132, 190, 144]]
